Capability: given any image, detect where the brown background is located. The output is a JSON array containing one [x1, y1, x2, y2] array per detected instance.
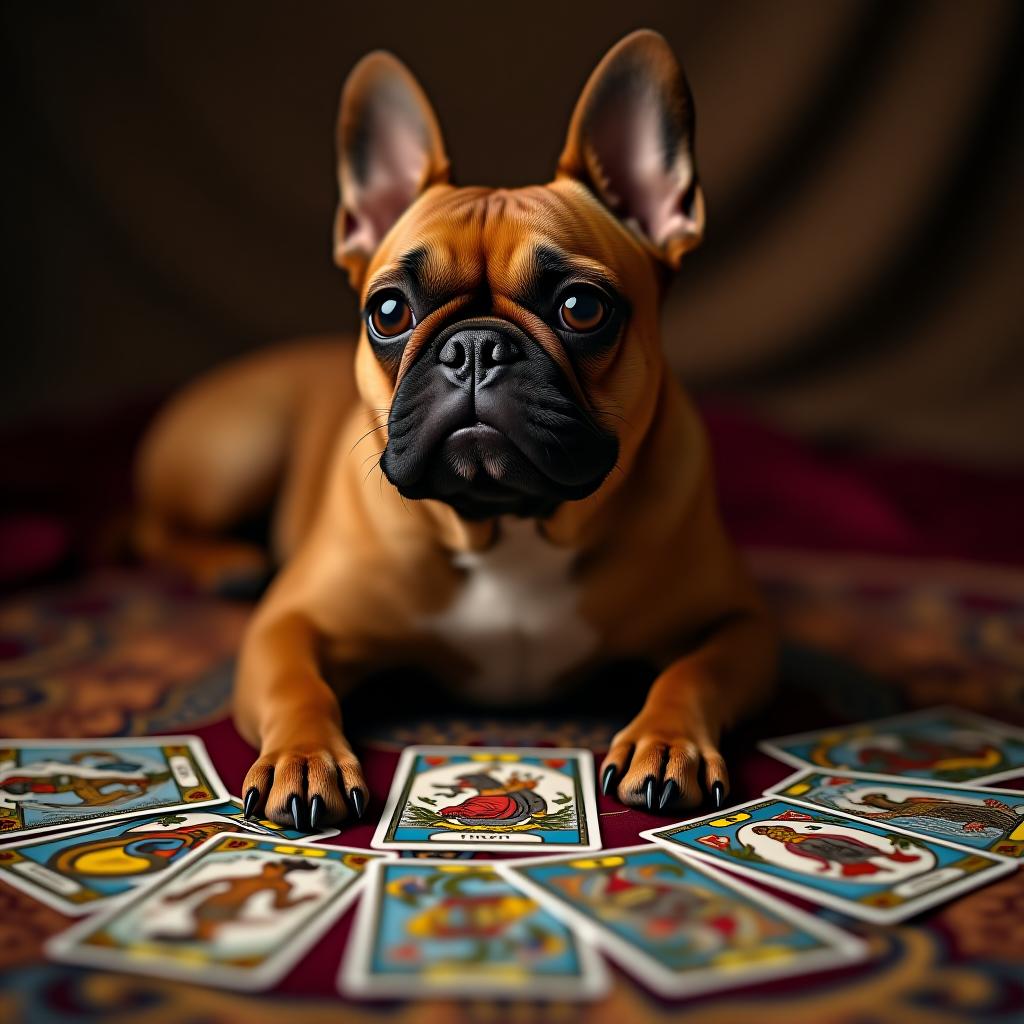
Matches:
[[2, 1, 1022, 466]]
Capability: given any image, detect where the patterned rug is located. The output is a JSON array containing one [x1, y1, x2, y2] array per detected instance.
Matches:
[[1, 552, 1022, 1023]]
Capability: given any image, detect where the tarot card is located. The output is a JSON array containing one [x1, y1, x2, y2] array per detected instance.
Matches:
[[340, 859, 608, 999], [0, 796, 340, 915], [759, 706, 1024, 784], [47, 834, 388, 990], [498, 846, 866, 998], [0, 736, 228, 841], [371, 746, 601, 852], [766, 769, 1024, 859], [641, 798, 1015, 924]]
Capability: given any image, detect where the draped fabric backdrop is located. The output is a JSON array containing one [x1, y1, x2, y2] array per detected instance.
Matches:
[[3, 1, 1022, 465]]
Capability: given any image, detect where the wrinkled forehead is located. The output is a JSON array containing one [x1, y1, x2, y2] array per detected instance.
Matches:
[[363, 183, 641, 306]]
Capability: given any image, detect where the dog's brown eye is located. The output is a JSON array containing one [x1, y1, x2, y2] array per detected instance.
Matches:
[[559, 289, 607, 332], [369, 294, 413, 338]]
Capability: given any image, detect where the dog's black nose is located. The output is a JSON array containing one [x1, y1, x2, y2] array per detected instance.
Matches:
[[437, 328, 521, 387]]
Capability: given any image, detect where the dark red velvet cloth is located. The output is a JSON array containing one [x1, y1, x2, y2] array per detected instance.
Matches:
[[704, 406, 1024, 567], [4, 401, 1023, 590]]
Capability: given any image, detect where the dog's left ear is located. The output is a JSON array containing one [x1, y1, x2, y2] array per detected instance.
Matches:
[[334, 52, 450, 289], [557, 30, 704, 269]]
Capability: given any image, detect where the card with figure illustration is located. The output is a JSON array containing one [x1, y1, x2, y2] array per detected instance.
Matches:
[[47, 834, 387, 989], [0, 736, 228, 841], [498, 846, 866, 998], [766, 769, 1024, 859], [0, 796, 340, 915], [371, 746, 601, 852], [340, 859, 608, 998], [759, 706, 1024, 784], [642, 798, 1015, 924]]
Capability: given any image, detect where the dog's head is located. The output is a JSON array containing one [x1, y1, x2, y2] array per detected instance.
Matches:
[[335, 31, 704, 522]]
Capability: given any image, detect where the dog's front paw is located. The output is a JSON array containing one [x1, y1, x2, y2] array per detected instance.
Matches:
[[601, 713, 728, 815], [241, 735, 367, 832]]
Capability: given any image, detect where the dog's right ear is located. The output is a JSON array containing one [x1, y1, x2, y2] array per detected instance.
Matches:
[[334, 52, 450, 290]]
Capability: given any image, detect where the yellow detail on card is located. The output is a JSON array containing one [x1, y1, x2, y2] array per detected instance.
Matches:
[[714, 946, 793, 966], [994, 841, 1023, 857], [469, 753, 520, 762], [342, 853, 373, 870], [424, 963, 529, 982], [784, 783, 812, 796], [218, 836, 257, 851], [861, 892, 904, 907], [569, 856, 624, 870], [956, 854, 994, 874], [272, 845, 327, 857], [708, 813, 752, 827]]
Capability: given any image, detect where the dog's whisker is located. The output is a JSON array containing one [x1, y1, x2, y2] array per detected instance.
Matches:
[[360, 448, 386, 478], [349, 423, 388, 454]]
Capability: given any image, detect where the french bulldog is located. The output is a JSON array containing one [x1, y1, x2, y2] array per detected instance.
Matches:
[[136, 30, 777, 830]]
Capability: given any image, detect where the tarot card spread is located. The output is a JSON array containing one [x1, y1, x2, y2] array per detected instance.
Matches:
[[642, 798, 1015, 924], [341, 859, 608, 999], [759, 706, 1024, 784], [372, 746, 601, 852], [499, 846, 866, 998], [0, 736, 228, 840], [767, 769, 1024, 859], [0, 797, 340, 915], [47, 834, 387, 990]]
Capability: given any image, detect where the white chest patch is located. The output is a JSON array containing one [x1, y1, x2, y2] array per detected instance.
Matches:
[[420, 518, 598, 704]]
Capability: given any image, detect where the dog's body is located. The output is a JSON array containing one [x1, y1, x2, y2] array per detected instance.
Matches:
[[136, 32, 777, 829]]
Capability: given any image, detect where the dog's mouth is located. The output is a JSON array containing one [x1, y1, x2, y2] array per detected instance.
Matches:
[[415, 423, 565, 520]]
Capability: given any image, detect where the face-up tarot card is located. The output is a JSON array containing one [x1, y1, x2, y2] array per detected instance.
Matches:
[[371, 746, 601, 852], [47, 834, 387, 989], [0, 736, 228, 841], [765, 769, 1024, 859], [759, 707, 1024, 784], [340, 859, 608, 999], [641, 798, 1015, 924], [498, 845, 866, 998], [0, 796, 340, 915]]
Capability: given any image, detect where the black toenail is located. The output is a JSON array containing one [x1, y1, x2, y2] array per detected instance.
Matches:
[[644, 776, 656, 812], [289, 794, 304, 832], [310, 795, 324, 831], [658, 779, 678, 811], [349, 788, 365, 821]]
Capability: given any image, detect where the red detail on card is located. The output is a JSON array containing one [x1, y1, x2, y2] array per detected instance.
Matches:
[[828, 777, 852, 784], [424, 756, 447, 766], [697, 834, 731, 850], [544, 759, 567, 769], [776, 810, 814, 820], [391, 943, 421, 962]]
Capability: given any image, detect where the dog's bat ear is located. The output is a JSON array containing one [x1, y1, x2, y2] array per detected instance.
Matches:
[[334, 52, 450, 289], [557, 30, 704, 270]]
